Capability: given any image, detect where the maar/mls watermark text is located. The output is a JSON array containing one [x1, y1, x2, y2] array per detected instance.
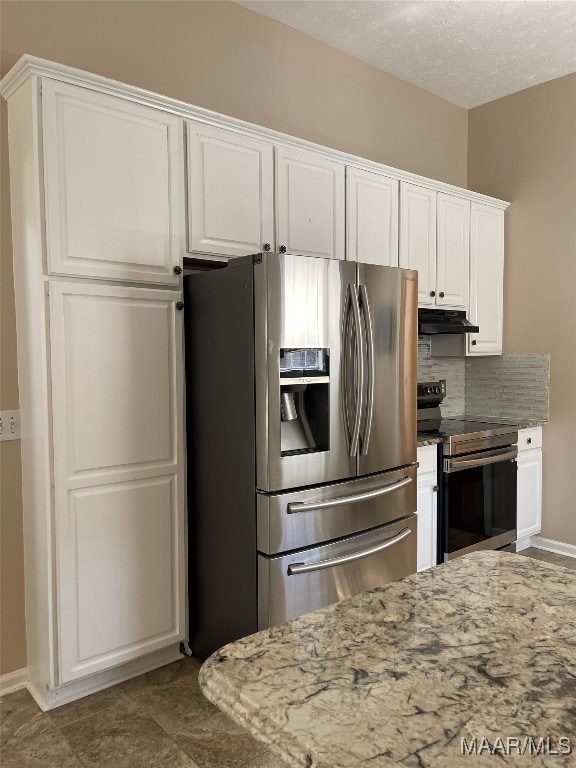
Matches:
[[460, 736, 573, 756]]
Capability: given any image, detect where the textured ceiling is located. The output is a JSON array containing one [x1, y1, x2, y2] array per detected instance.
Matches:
[[236, 1, 576, 108]]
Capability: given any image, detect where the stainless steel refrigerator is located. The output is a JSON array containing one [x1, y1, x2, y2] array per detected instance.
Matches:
[[184, 252, 418, 657]]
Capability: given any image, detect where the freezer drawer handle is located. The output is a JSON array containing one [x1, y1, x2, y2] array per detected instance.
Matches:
[[286, 476, 412, 514], [287, 527, 412, 575]]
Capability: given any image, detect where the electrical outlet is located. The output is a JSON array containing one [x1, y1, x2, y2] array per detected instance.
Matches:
[[0, 410, 21, 441]]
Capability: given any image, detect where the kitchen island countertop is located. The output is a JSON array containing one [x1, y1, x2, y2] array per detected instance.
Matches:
[[199, 552, 576, 767]]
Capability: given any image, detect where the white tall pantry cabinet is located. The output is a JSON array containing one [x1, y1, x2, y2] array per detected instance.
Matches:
[[5, 73, 186, 709]]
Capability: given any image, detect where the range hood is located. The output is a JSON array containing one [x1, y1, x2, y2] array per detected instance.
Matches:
[[418, 308, 479, 334]]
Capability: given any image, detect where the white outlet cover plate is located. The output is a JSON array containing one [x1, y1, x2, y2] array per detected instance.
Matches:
[[0, 410, 21, 441]]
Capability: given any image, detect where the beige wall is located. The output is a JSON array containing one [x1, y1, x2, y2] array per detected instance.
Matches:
[[1, 96, 27, 676], [0, 1, 468, 675], [0, 1, 468, 184], [468, 75, 576, 547]]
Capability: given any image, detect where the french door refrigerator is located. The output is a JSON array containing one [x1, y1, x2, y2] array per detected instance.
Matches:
[[184, 252, 418, 657]]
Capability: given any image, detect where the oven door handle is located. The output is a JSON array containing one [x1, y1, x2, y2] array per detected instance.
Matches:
[[286, 476, 412, 514], [287, 527, 412, 575], [445, 446, 518, 473]]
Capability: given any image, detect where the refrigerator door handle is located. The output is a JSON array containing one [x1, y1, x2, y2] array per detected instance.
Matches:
[[287, 475, 412, 514], [358, 283, 374, 455], [287, 527, 412, 575], [349, 284, 364, 457], [342, 285, 354, 452]]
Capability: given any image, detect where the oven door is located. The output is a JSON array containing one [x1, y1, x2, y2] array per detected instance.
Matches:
[[442, 446, 518, 561]]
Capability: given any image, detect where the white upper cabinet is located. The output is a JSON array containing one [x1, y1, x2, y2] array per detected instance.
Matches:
[[436, 193, 470, 308], [399, 183, 437, 305], [49, 281, 185, 682], [467, 203, 505, 355], [187, 122, 274, 258], [276, 148, 345, 260], [346, 167, 399, 266], [42, 80, 183, 285]]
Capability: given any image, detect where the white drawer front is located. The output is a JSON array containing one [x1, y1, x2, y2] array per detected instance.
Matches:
[[417, 445, 438, 474], [517, 427, 542, 452]]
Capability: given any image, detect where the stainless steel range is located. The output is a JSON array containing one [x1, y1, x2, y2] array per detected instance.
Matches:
[[418, 381, 518, 563]]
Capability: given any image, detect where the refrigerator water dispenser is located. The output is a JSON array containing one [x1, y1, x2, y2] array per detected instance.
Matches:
[[279, 348, 329, 455]]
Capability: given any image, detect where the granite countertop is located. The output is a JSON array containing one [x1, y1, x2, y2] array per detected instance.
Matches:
[[465, 416, 548, 429], [200, 552, 576, 767], [417, 435, 442, 447], [417, 418, 546, 448]]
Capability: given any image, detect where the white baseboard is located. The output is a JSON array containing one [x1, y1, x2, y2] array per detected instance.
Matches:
[[27, 644, 183, 711], [530, 536, 576, 559], [0, 667, 28, 696], [515, 536, 532, 552]]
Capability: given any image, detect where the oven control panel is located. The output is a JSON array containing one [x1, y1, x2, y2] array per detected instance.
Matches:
[[417, 380, 446, 402]]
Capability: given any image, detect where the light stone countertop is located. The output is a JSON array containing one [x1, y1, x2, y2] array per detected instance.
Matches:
[[417, 418, 546, 448], [465, 416, 548, 429], [199, 552, 576, 767], [416, 435, 442, 447]]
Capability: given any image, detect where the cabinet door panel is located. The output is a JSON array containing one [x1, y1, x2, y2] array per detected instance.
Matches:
[[187, 122, 274, 257], [399, 183, 436, 305], [346, 168, 398, 266], [49, 281, 184, 682], [43, 80, 183, 284], [276, 148, 345, 260], [467, 204, 504, 355], [517, 449, 542, 540], [416, 477, 437, 572], [436, 193, 470, 308], [68, 478, 178, 671], [51, 285, 178, 481]]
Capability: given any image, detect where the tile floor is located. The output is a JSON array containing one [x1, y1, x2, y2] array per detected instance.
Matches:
[[518, 546, 576, 570], [0, 657, 287, 768], [2, 548, 574, 768]]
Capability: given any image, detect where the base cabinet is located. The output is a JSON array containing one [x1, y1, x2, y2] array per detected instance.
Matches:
[[517, 429, 543, 539], [416, 446, 438, 572]]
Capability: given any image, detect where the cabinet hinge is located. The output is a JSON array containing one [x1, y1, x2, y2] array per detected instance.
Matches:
[[433, 485, 439, 493]]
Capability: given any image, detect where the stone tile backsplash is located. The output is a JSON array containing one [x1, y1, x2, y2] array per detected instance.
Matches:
[[418, 339, 550, 421], [465, 353, 550, 422], [418, 337, 465, 417]]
